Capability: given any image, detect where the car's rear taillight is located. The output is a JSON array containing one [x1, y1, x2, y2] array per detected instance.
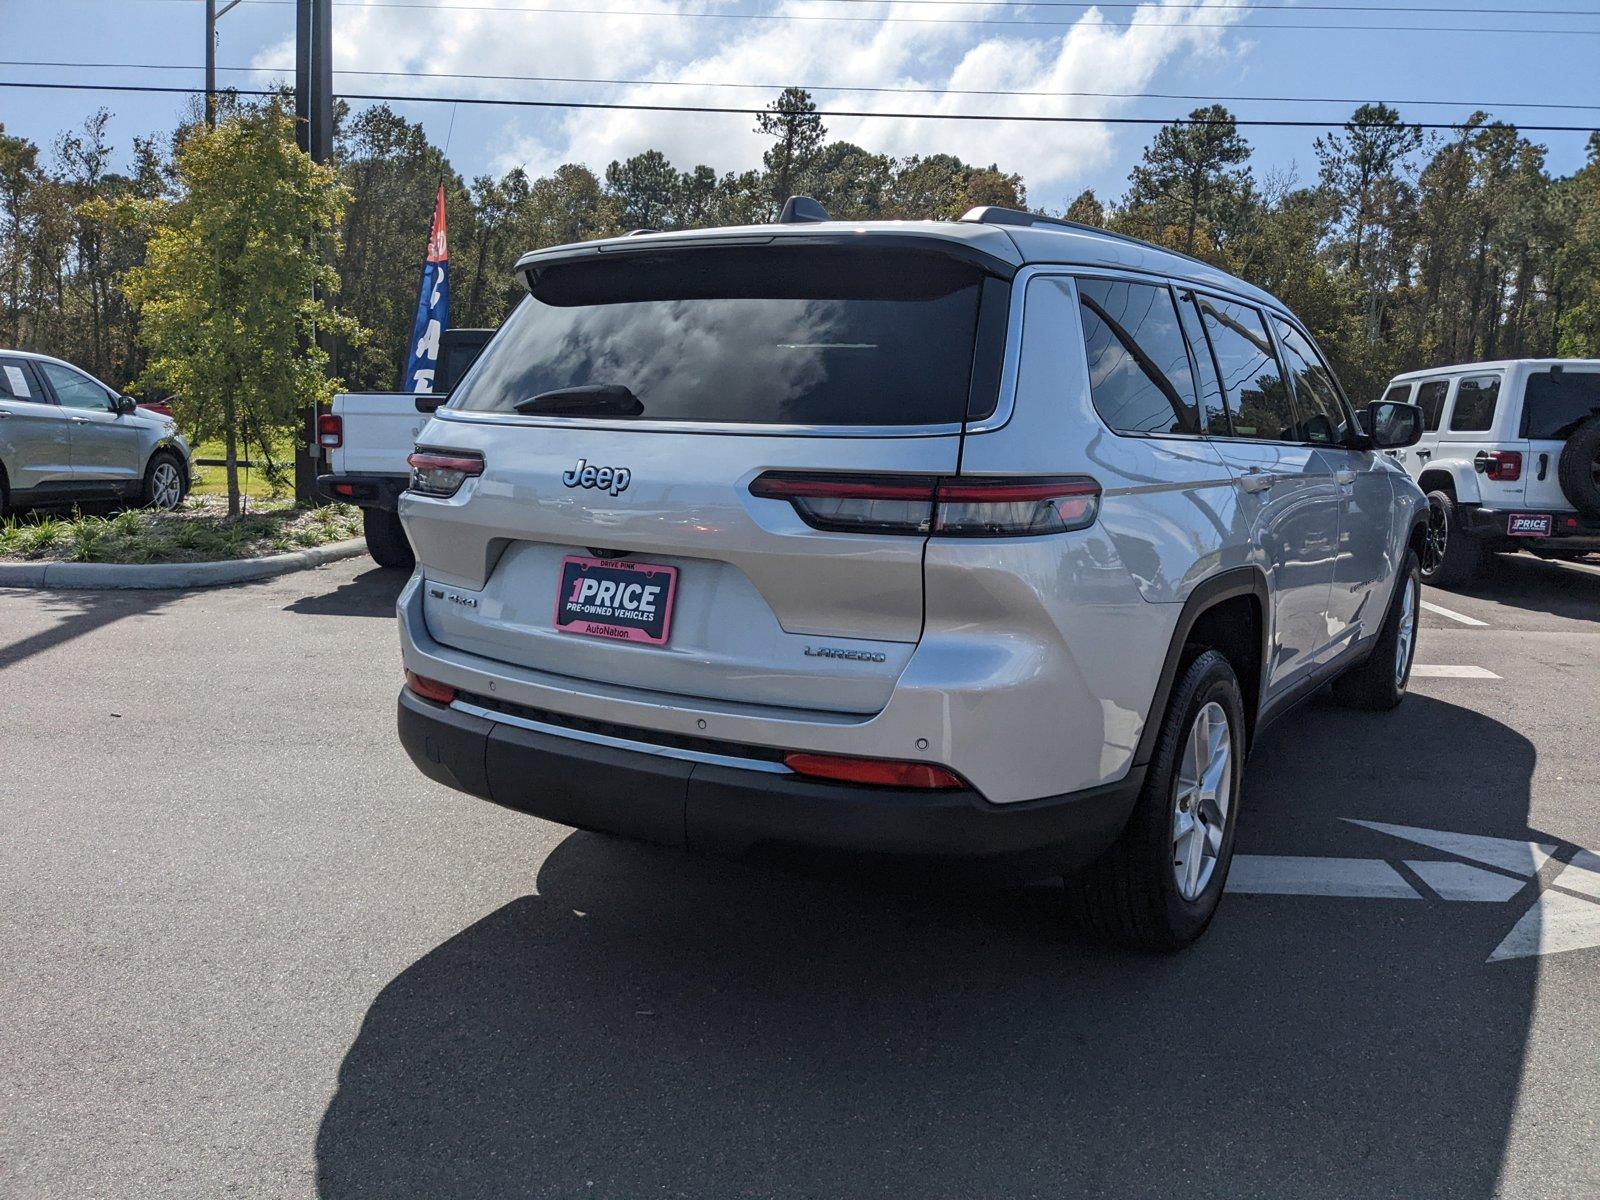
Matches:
[[783, 752, 965, 790], [317, 413, 343, 449], [404, 669, 457, 704], [1475, 449, 1523, 481], [407, 449, 484, 498], [749, 472, 1100, 537]]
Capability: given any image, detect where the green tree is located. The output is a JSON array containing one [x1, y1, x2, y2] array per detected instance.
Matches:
[[1065, 189, 1106, 226], [121, 101, 363, 515], [1123, 105, 1252, 255], [756, 87, 826, 215]]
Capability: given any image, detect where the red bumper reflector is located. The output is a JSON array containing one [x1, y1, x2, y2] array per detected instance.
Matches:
[[333, 482, 354, 497], [783, 752, 965, 790], [405, 670, 457, 705]]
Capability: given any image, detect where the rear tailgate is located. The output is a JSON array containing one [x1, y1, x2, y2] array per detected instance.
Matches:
[[401, 240, 1010, 716], [1519, 367, 1600, 515], [329, 392, 431, 477]]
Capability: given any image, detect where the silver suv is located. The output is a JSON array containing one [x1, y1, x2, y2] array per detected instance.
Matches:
[[395, 205, 1429, 949], [0, 350, 190, 513]]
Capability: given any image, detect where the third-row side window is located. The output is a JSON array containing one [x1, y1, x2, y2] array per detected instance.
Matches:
[[1076, 278, 1200, 436]]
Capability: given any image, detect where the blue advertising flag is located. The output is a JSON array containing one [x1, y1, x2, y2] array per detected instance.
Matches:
[[403, 185, 450, 393]]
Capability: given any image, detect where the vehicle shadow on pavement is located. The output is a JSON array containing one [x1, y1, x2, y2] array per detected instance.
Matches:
[[316, 695, 1542, 1200], [1451, 551, 1600, 623], [0, 587, 181, 672], [283, 566, 408, 618]]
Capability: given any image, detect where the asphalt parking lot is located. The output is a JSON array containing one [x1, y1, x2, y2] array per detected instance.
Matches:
[[3, 552, 1598, 1199]]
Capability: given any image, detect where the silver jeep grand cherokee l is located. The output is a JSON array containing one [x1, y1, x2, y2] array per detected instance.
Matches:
[[395, 204, 1429, 949]]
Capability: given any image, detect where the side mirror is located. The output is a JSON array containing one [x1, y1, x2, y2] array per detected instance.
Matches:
[[115, 395, 138, 415], [415, 393, 448, 414], [1366, 400, 1424, 450]]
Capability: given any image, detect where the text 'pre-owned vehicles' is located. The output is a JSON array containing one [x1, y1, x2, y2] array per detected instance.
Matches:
[[394, 201, 1429, 950], [1379, 359, 1600, 587], [0, 349, 190, 514]]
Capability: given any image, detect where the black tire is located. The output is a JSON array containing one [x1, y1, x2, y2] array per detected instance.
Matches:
[[0, 462, 10, 516], [1557, 415, 1600, 520], [1329, 549, 1421, 711], [1065, 649, 1246, 952], [140, 450, 187, 510], [362, 505, 415, 570], [1420, 490, 1486, 589]]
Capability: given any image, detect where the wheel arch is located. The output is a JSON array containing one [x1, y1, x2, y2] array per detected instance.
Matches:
[[1134, 567, 1271, 766], [1418, 461, 1480, 505]]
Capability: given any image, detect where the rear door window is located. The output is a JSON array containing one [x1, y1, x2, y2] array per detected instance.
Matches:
[[0, 359, 43, 401], [452, 245, 1000, 427], [1414, 381, 1448, 431], [1448, 375, 1501, 433], [1272, 318, 1353, 445], [1195, 295, 1296, 441], [1521, 370, 1600, 439], [1075, 278, 1200, 435]]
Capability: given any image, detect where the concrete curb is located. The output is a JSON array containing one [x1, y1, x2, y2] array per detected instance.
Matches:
[[0, 538, 368, 591]]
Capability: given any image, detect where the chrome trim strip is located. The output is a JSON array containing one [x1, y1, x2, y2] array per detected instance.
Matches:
[[451, 699, 795, 774], [431, 410, 966, 438]]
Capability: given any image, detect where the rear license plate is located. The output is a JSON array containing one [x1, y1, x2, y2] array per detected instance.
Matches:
[[1507, 513, 1552, 537], [554, 555, 678, 645]]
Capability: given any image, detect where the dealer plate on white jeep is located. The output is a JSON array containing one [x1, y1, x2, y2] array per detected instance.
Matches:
[[1507, 513, 1553, 537], [554, 555, 678, 645]]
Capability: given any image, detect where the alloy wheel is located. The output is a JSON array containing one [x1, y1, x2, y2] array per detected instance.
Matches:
[[151, 461, 183, 510], [1172, 700, 1233, 902], [1421, 498, 1449, 577], [1395, 572, 1418, 688]]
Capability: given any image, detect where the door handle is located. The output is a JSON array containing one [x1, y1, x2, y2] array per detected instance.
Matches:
[[1335, 468, 1357, 486], [69, 416, 89, 424], [0, 408, 10, 418], [1415, 449, 1431, 462], [1239, 470, 1277, 494]]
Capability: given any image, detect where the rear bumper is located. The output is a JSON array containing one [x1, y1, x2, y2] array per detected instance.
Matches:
[[1463, 506, 1600, 545], [398, 687, 1140, 870], [317, 472, 407, 511]]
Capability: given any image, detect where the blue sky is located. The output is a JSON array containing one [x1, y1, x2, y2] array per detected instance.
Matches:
[[3, 0, 1597, 213]]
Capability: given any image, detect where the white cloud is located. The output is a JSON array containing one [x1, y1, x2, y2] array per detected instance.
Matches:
[[254, 0, 1250, 206]]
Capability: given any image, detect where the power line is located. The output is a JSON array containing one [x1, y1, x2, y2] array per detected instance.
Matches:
[[5, 78, 1597, 131], [116, 0, 1600, 35], [10, 58, 1599, 113], [124, 0, 1600, 13]]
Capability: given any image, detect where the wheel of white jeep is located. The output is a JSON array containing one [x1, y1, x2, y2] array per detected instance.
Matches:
[[1421, 490, 1486, 589], [1065, 649, 1245, 951]]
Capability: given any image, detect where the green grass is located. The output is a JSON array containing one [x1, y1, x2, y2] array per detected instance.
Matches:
[[187, 437, 298, 500], [0, 497, 363, 565]]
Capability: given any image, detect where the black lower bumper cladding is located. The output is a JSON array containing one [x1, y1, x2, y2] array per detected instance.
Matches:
[[397, 688, 1140, 871]]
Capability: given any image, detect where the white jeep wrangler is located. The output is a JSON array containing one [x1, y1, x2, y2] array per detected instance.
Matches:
[[1380, 359, 1600, 587]]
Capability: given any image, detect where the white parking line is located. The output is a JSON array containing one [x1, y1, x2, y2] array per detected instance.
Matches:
[[1227, 855, 1420, 898], [1411, 664, 1501, 679], [1406, 861, 1526, 902], [1421, 599, 1488, 626]]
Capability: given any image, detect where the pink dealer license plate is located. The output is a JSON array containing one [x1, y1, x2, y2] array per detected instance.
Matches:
[[554, 555, 678, 646]]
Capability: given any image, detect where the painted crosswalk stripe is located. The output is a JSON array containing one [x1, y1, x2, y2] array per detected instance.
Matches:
[[1411, 664, 1500, 679], [1227, 855, 1420, 898], [1420, 599, 1488, 627]]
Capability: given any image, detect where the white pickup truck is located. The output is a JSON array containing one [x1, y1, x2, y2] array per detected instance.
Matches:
[[317, 329, 492, 567]]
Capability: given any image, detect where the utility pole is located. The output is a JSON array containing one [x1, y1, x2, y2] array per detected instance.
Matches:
[[204, 0, 243, 127], [294, 0, 336, 503]]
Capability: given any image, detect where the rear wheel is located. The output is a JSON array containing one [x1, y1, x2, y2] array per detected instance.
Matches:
[[1330, 549, 1420, 711], [1065, 649, 1245, 952], [362, 506, 415, 570], [1421, 490, 1486, 589]]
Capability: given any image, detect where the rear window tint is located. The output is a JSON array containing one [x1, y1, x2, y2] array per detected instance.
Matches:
[[451, 246, 996, 427], [1521, 370, 1600, 440], [1449, 375, 1500, 432], [1414, 381, 1448, 431], [1076, 278, 1199, 435]]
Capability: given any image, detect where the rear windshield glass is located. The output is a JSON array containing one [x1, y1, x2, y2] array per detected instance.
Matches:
[[451, 246, 995, 426], [1521, 370, 1600, 440]]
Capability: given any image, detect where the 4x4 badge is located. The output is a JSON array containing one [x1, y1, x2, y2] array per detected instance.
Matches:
[[562, 458, 631, 496]]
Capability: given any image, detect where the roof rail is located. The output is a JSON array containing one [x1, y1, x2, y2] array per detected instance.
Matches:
[[958, 205, 1213, 268], [778, 195, 830, 224], [626, 227, 660, 236]]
